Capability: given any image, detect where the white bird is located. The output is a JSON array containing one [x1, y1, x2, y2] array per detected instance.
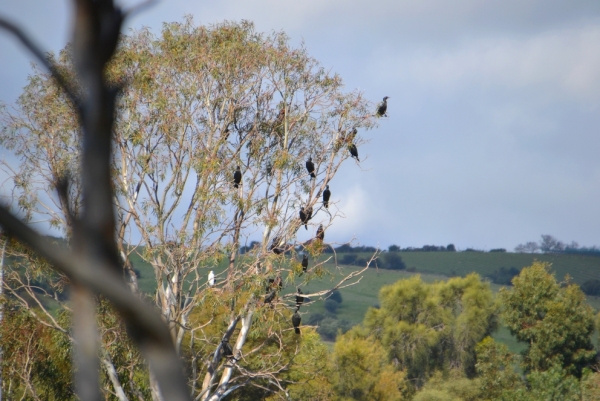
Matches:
[[208, 271, 215, 287]]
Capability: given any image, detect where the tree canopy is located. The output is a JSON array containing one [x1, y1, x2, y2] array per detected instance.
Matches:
[[0, 17, 378, 400]]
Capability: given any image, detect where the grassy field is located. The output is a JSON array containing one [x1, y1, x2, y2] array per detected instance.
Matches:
[[393, 251, 600, 286]]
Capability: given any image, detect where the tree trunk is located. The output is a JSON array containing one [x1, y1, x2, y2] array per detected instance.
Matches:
[[0, 239, 5, 401]]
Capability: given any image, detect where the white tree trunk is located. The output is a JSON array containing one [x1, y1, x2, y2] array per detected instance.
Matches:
[[208, 310, 254, 401], [101, 353, 129, 401]]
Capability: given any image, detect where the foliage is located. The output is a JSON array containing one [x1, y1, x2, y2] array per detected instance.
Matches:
[[475, 337, 524, 400], [413, 369, 482, 401], [0, 17, 378, 399], [324, 299, 339, 313], [581, 370, 600, 401], [333, 244, 378, 253], [515, 241, 540, 253], [485, 266, 520, 286], [329, 289, 343, 303], [331, 273, 497, 395], [330, 331, 406, 400], [0, 303, 73, 400], [516, 235, 600, 254], [306, 312, 352, 341], [581, 279, 600, 296], [379, 252, 406, 270], [522, 363, 581, 401], [339, 253, 368, 266], [499, 262, 596, 375]]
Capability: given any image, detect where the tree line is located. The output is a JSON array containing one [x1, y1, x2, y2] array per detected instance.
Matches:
[[329, 262, 600, 400], [515, 235, 600, 255], [5, 261, 600, 400]]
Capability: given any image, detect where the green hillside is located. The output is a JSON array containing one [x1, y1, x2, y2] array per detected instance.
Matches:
[[396, 251, 600, 286]]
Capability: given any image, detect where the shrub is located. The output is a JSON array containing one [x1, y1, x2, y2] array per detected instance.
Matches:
[[486, 267, 520, 286], [581, 279, 600, 296], [381, 252, 406, 270], [340, 254, 357, 265], [316, 317, 352, 341], [329, 289, 343, 303], [324, 299, 339, 314]]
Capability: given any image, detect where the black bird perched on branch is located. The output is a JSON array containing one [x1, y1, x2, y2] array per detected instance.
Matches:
[[221, 340, 233, 357], [270, 237, 283, 254], [292, 311, 301, 334], [306, 157, 315, 179], [299, 207, 308, 230], [323, 185, 331, 208], [316, 225, 325, 242], [265, 289, 276, 304], [306, 206, 313, 221], [376, 96, 389, 117], [233, 165, 242, 188], [348, 143, 360, 162], [296, 288, 304, 309], [301, 254, 308, 273]]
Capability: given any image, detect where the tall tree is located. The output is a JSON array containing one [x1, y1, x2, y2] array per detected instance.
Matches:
[[0, 17, 377, 399], [499, 261, 596, 375], [333, 274, 498, 395]]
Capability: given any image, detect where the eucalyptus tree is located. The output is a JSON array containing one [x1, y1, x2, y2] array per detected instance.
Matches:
[[0, 17, 377, 399], [499, 262, 596, 376], [334, 274, 498, 395]]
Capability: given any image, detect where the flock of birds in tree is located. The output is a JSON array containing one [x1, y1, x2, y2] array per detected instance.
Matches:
[[212, 97, 389, 336]]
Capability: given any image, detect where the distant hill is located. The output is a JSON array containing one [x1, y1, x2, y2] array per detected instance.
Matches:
[[375, 251, 600, 286]]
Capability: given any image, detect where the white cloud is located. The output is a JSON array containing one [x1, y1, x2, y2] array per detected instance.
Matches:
[[376, 24, 600, 102]]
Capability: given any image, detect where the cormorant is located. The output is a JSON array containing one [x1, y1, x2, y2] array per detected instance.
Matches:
[[221, 340, 233, 357], [306, 157, 316, 179], [296, 288, 304, 309], [266, 278, 275, 293], [233, 166, 242, 188], [301, 254, 308, 273], [376, 96, 389, 117], [292, 311, 301, 334], [270, 237, 283, 254], [299, 207, 308, 230], [323, 185, 331, 208], [208, 271, 215, 287], [306, 206, 313, 221], [349, 143, 360, 162], [316, 225, 325, 242], [265, 290, 276, 304]]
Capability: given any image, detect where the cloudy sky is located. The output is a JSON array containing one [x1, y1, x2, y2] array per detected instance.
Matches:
[[2, 0, 600, 251]]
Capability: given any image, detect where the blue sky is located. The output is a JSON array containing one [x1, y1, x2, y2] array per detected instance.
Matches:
[[2, 0, 600, 251]]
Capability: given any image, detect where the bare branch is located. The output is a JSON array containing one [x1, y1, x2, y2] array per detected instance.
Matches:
[[0, 18, 80, 109]]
